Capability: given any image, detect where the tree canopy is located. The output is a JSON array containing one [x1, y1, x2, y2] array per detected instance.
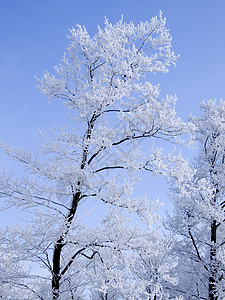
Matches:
[[0, 13, 224, 300]]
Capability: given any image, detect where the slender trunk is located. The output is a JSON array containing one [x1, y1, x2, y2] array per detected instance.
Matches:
[[208, 136, 219, 300], [51, 113, 98, 299], [52, 238, 63, 300], [52, 191, 80, 299], [209, 220, 218, 300]]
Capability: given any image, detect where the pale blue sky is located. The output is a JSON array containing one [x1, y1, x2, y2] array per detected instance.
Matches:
[[0, 0, 225, 225], [1, 0, 225, 148]]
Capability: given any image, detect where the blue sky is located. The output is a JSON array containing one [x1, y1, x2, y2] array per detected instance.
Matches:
[[1, 0, 225, 225], [1, 0, 225, 148]]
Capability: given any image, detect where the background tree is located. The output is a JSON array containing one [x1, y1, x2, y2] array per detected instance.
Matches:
[[0, 13, 185, 299], [168, 100, 225, 300]]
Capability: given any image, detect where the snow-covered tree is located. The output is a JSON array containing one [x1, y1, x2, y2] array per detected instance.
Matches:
[[168, 100, 225, 300], [0, 13, 185, 299]]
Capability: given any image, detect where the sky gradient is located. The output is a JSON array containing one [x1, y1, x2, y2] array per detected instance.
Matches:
[[1, 0, 225, 225], [1, 0, 225, 146]]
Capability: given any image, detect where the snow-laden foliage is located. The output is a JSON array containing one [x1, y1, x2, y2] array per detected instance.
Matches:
[[167, 100, 225, 300], [0, 14, 185, 299]]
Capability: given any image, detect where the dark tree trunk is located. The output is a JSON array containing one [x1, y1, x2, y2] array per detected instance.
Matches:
[[209, 220, 218, 300], [208, 134, 219, 300], [52, 238, 63, 299], [51, 113, 98, 299], [52, 191, 80, 299]]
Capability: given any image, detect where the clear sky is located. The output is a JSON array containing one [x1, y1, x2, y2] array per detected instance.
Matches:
[[1, 0, 225, 225], [1, 0, 225, 146]]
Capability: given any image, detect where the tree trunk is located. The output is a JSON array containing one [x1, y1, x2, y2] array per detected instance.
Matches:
[[52, 191, 80, 299], [52, 238, 63, 299], [51, 113, 96, 299], [209, 220, 218, 300]]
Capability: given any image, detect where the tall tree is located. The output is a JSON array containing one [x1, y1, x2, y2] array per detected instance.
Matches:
[[0, 13, 184, 299], [168, 100, 225, 299]]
